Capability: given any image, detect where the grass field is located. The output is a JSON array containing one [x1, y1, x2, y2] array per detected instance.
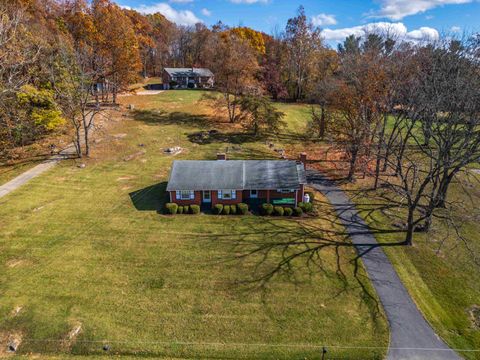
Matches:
[[0, 91, 388, 359]]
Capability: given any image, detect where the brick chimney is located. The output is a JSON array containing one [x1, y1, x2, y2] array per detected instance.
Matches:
[[299, 152, 307, 169], [217, 153, 227, 160]]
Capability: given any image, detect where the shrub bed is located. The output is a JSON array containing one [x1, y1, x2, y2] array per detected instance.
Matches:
[[237, 203, 249, 215], [222, 205, 231, 215], [298, 202, 313, 213], [293, 207, 303, 217], [190, 205, 200, 214], [261, 203, 274, 216], [165, 203, 178, 215]]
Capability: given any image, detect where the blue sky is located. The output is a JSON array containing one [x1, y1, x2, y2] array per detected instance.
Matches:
[[118, 0, 480, 45]]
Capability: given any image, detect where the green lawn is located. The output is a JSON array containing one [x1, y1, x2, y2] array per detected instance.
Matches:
[[0, 91, 388, 359]]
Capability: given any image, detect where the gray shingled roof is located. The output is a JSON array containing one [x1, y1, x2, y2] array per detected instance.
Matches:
[[166, 160, 306, 191], [164, 68, 214, 78]]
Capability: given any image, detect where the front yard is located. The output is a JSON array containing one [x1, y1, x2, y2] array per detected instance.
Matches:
[[0, 91, 388, 359]]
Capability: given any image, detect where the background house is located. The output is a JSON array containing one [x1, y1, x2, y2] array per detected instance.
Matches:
[[166, 154, 307, 210], [162, 68, 214, 89]]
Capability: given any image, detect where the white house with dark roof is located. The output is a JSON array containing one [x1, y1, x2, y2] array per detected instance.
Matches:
[[162, 68, 214, 89], [166, 154, 307, 209]]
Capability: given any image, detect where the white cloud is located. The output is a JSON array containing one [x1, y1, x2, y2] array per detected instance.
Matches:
[[201, 8, 211, 16], [321, 22, 439, 43], [373, 0, 472, 20], [450, 25, 461, 32], [311, 13, 337, 27], [133, 3, 201, 26], [230, 0, 269, 3], [169, 0, 193, 3]]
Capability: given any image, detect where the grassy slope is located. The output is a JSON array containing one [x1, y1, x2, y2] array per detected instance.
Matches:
[[0, 91, 387, 359]]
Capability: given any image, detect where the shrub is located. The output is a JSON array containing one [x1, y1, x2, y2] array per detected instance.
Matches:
[[213, 204, 223, 215], [190, 204, 200, 214], [230, 204, 237, 215], [261, 203, 274, 216], [222, 205, 231, 215], [165, 203, 178, 215], [303, 202, 313, 213], [298, 202, 306, 210], [274, 206, 284, 216], [293, 207, 303, 217], [237, 203, 249, 215], [284, 207, 293, 216], [177, 206, 184, 214]]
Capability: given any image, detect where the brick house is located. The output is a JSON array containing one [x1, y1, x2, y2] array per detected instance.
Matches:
[[162, 68, 214, 89], [166, 154, 307, 209]]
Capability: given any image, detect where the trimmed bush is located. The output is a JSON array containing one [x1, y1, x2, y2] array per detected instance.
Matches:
[[303, 202, 313, 213], [238, 203, 249, 215], [298, 202, 306, 210], [230, 204, 237, 215], [190, 204, 200, 214], [177, 206, 184, 214], [274, 206, 284, 216], [165, 203, 178, 215], [284, 207, 293, 216], [213, 204, 223, 215], [222, 205, 231, 215], [293, 207, 303, 217], [261, 203, 274, 216]]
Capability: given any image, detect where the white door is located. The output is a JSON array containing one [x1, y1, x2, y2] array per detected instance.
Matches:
[[203, 191, 211, 203]]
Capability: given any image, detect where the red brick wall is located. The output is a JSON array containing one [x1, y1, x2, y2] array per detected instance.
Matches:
[[211, 190, 242, 206], [169, 191, 202, 206]]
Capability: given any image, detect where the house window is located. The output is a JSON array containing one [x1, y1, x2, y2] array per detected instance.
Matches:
[[277, 189, 294, 194], [250, 190, 258, 198], [218, 190, 236, 200], [176, 190, 194, 200]]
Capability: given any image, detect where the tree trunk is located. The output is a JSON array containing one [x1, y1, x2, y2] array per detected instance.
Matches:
[[73, 125, 82, 158], [347, 147, 358, 181], [319, 104, 326, 139], [374, 114, 388, 189], [405, 207, 415, 246]]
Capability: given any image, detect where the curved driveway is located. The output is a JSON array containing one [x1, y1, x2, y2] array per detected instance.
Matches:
[[307, 170, 460, 360]]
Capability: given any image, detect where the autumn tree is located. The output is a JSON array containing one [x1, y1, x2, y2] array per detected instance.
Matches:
[[209, 32, 260, 123], [283, 6, 324, 101], [235, 95, 285, 135], [91, 0, 141, 103], [330, 39, 387, 181]]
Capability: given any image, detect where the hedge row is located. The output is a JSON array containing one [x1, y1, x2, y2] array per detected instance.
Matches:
[[213, 203, 249, 215], [165, 203, 200, 215], [260, 203, 303, 217]]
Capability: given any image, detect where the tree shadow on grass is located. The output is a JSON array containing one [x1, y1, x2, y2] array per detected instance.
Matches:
[[196, 198, 408, 322], [129, 182, 168, 212], [131, 109, 212, 129]]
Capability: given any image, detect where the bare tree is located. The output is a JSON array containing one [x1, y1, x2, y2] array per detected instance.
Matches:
[[380, 37, 480, 244]]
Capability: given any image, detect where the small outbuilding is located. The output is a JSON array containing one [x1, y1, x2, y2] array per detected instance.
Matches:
[[166, 154, 307, 209], [162, 67, 214, 89]]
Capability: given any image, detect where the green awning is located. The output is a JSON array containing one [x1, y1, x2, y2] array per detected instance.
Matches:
[[272, 198, 296, 205]]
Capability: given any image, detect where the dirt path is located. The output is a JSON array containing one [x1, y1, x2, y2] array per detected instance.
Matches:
[[307, 170, 460, 360]]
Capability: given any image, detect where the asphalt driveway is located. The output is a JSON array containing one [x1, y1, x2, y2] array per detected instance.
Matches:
[[307, 170, 460, 360]]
